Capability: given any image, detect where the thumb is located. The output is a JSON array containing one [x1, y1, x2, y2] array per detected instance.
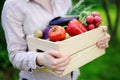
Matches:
[[48, 50, 62, 58], [101, 26, 107, 32]]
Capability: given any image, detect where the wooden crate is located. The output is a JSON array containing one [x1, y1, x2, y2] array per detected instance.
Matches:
[[27, 26, 106, 76]]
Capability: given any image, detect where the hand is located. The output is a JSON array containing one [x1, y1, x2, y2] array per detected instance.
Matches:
[[96, 26, 110, 48], [36, 50, 71, 75]]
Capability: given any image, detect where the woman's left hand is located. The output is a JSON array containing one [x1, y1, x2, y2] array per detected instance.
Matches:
[[96, 26, 110, 48]]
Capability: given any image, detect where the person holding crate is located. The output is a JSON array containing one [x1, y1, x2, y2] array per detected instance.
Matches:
[[1, 0, 110, 80]]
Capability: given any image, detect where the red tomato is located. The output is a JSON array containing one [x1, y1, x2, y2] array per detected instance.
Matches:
[[48, 26, 66, 42]]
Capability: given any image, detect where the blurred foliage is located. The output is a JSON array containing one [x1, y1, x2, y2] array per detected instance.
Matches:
[[67, 0, 92, 15], [0, 0, 8, 69], [0, 0, 120, 80], [0, 0, 6, 46], [0, 1, 19, 80], [101, 0, 120, 38]]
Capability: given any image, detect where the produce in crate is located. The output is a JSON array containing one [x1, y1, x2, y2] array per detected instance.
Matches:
[[65, 19, 87, 36], [86, 12, 102, 30], [47, 18, 88, 41], [87, 24, 95, 30], [86, 15, 94, 24], [34, 30, 43, 38], [42, 16, 79, 39], [42, 26, 53, 39], [48, 26, 66, 42], [91, 11, 100, 17], [35, 11, 103, 42], [49, 16, 79, 26], [94, 16, 102, 27]]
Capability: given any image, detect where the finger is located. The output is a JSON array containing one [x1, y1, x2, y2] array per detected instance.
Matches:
[[52, 66, 65, 73], [97, 39, 109, 46], [50, 55, 70, 71], [97, 41, 109, 49], [99, 33, 110, 42], [57, 58, 70, 68], [106, 33, 111, 40], [99, 43, 109, 48], [54, 70, 63, 75], [101, 26, 107, 32], [55, 66, 66, 71], [54, 55, 71, 66], [96, 33, 110, 45], [48, 50, 62, 58], [55, 58, 70, 71]]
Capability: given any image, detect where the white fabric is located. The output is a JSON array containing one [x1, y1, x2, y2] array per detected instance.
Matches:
[[1, 0, 80, 80]]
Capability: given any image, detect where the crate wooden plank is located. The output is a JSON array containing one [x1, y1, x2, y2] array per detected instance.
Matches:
[[27, 26, 106, 55], [27, 35, 59, 51], [62, 45, 105, 76], [57, 26, 105, 55], [37, 45, 105, 77]]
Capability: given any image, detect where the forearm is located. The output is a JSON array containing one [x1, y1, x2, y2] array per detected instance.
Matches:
[[9, 50, 39, 71]]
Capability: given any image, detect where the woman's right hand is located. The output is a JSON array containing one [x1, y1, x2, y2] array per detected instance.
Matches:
[[36, 50, 71, 74]]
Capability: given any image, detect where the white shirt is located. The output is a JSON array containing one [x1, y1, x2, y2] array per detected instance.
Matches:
[[1, 0, 80, 80]]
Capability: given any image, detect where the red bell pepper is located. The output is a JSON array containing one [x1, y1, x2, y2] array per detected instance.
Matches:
[[66, 19, 87, 36]]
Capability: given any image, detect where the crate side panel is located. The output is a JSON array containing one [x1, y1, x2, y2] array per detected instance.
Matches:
[[27, 36, 59, 51], [58, 26, 105, 55], [62, 45, 105, 76]]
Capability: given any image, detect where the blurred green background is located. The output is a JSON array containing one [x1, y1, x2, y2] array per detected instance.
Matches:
[[0, 0, 120, 80]]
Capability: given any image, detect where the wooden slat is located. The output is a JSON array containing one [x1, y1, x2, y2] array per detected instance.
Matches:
[[27, 26, 106, 55], [62, 45, 105, 76], [37, 45, 105, 77], [27, 35, 59, 51], [58, 26, 105, 55]]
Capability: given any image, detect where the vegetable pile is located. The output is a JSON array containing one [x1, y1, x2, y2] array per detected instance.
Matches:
[[34, 11, 103, 42]]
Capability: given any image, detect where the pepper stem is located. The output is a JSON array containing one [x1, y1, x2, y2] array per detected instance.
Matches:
[[63, 26, 68, 29]]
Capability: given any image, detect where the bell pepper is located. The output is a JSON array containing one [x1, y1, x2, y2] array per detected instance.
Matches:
[[65, 19, 87, 36], [48, 25, 66, 42]]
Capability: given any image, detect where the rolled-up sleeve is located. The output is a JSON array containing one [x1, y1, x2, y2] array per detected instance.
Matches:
[[1, 1, 39, 71]]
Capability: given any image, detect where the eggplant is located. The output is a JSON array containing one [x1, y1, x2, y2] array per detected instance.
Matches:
[[42, 16, 79, 39], [42, 26, 53, 39], [49, 16, 79, 26]]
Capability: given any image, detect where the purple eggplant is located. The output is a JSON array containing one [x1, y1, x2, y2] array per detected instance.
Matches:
[[42, 16, 79, 39], [49, 16, 79, 26], [42, 26, 53, 39]]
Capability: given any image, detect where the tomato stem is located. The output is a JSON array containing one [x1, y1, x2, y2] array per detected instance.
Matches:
[[52, 27, 56, 32]]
